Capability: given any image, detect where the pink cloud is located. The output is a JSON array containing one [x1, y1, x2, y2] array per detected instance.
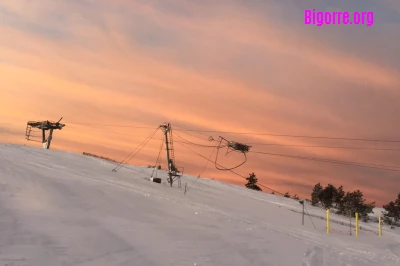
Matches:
[[0, 0, 399, 206]]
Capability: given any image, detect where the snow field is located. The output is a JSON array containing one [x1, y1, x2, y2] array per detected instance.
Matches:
[[0, 143, 399, 265]]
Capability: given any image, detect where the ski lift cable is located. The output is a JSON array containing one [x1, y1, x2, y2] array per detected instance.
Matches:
[[120, 127, 160, 165], [66, 124, 400, 152], [112, 127, 160, 172], [68, 122, 400, 151], [66, 125, 224, 147], [198, 145, 217, 177], [151, 135, 164, 178], [168, 132, 400, 172], [214, 136, 250, 171], [173, 131, 248, 171], [186, 145, 218, 193], [173, 124, 376, 151], [250, 150, 400, 172], [113, 127, 159, 172], [174, 140, 288, 196], [174, 140, 245, 179], [176, 127, 212, 142], [244, 143, 400, 152], [256, 184, 286, 197], [172, 124, 212, 138], [172, 127, 400, 143], [304, 204, 317, 230], [127, 166, 153, 179], [173, 131, 221, 148], [157, 140, 164, 178], [64, 121, 154, 128], [122, 128, 160, 168], [173, 133, 400, 191]]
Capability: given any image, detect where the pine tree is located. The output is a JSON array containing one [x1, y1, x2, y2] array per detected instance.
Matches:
[[311, 183, 323, 206], [292, 194, 300, 200], [321, 184, 338, 209], [382, 193, 400, 228], [245, 172, 262, 191], [284, 192, 290, 198], [338, 190, 375, 219], [334, 185, 345, 209], [335, 185, 345, 204]]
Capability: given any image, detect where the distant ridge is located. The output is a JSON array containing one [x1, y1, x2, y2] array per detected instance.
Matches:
[[82, 152, 116, 163]]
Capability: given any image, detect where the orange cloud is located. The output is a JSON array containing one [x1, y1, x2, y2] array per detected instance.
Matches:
[[1, 0, 399, 206]]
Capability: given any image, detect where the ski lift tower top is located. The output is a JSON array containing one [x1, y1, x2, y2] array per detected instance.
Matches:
[[25, 117, 65, 149]]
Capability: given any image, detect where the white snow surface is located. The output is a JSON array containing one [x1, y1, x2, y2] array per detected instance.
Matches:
[[0, 143, 399, 266]]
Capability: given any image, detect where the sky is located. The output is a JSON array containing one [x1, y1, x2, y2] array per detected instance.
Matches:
[[1, 0, 399, 206]]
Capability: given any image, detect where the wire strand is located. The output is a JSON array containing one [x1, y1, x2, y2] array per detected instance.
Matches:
[[199, 146, 217, 177], [162, 131, 400, 172], [172, 124, 212, 138], [250, 150, 400, 172], [122, 129, 160, 168], [186, 145, 218, 193], [173, 131, 219, 148], [304, 203, 317, 230], [244, 143, 400, 151], [66, 124, 400, 152], [214, 137, 248, 171], [151, 135, 164, 178], [174, 140, 287, 196], [172, 127, 400, 143], [64, 122, 154, 128], [112, 127, 160, 172]]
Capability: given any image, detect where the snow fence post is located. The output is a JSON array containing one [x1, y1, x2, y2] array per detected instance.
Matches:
[[326, 209, 330, 234], [355, 212, 359, 237], [378, 216, 382, 236], [349, 209, 352, 236]]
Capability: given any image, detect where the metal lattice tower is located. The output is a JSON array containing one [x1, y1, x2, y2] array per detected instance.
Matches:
[[160, 123, 182, 187]]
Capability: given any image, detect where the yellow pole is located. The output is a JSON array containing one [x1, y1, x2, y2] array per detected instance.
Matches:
[[326, 209, 330, 234], [378, 216, 382, 236], [355, 212, 359, 237]]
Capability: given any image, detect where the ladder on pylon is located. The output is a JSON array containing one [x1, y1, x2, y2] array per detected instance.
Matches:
[[168, 128, 176, 169], [168, 126, 182, 187]]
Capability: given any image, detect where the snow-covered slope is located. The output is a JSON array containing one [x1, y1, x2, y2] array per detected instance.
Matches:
[[0, 143, 399, 266]]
